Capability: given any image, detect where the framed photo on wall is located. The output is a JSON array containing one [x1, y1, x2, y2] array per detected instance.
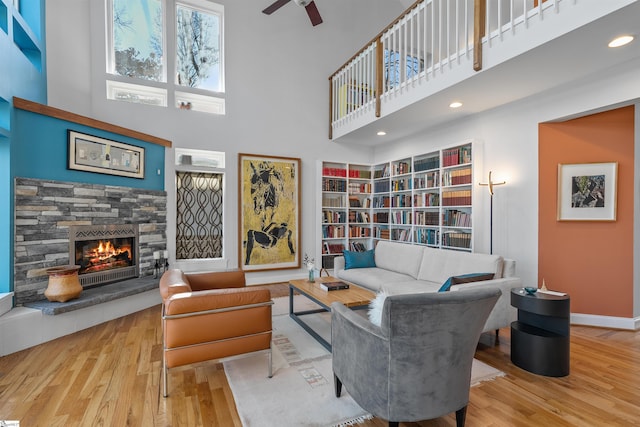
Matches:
[[238, 153, 301, 271], [68, 130, 145, 179], [557, 162, 617, 221]]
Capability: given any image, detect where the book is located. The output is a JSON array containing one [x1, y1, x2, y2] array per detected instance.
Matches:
[[320, 281, 350, 291]]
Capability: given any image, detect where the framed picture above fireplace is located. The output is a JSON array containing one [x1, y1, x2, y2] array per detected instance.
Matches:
[[68, 130, 145, 179]]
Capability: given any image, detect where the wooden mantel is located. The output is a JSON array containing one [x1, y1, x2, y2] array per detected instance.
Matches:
[[13, 97, 172, 148]]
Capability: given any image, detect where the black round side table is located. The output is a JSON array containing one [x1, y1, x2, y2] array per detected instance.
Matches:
[[510, 288, 570, 377]]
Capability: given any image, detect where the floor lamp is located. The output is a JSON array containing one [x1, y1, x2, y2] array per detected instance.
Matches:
[[479, 171, 506, 254]]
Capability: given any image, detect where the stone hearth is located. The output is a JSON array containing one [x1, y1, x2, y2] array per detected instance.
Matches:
[[14, 178, 167, 305]]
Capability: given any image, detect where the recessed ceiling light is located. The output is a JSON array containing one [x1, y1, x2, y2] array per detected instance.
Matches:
[[608, 35, 634, 48], [449, 101, 463, 109], [377, 131, 386, 136]]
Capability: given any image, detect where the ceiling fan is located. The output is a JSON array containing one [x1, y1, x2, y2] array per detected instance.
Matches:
[[262, 0, 323, 27]]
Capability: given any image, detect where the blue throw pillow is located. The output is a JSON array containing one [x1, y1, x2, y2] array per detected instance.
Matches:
[[344, 249, 376, 270], [438, 277, 453, 292], [439, 272, 494, 292]]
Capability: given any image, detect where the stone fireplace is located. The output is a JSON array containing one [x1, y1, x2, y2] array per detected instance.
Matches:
[[14, 178, 167, 305], [69, 224, 139, 288]]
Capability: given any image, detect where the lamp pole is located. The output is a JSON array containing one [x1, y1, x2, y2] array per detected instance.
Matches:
[[479, 171, 506, 255]]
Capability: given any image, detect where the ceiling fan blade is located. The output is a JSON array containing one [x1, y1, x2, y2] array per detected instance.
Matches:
[[262, 0, 292, 15], [305, 1, 323, 26]]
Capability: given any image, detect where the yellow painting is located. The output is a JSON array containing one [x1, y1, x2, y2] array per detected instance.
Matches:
[[239, 154, 300, 271]]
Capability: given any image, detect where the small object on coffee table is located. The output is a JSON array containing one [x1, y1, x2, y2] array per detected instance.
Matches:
[[320, 281, 350, 291], [524, 286, 537, 295]]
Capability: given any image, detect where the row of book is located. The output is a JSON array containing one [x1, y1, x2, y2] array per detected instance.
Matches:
[[322, 167, 372, 179], [413, 192, 439, 207], [391, 178, 412, 191], [322, 167, 347, 177], [322, 224, 345, 238], [415, 228, 438, 245], [391, 229, 412, 242], [374, 180, 390, 193], [348, 182, 371, 194], [322, 195, 345, 208], [374, 164, 391, 179], [414, 156, 439, 172], [373, 212, 389, 223], [349, 241, 368, 251], [374, 227, 390, 240], [323, 178, 347, 192], [372, 195, 390, 208], [393, 161, 411, 175], [390, 194, 412, 208], [322, 210, 346, 224], [442, 231, 472, 249], [414, 211, 439, 226], [442, 145, 472, 167], [390, 210, 412, 225], [322, 242, 345, 254], [349, 226, 372, 238], [442, 168, 472, 186], [414, 171, 439, 189], [442, 190, 472, 206], [443, 209, 472, 227], [349, 211, 370, 223]]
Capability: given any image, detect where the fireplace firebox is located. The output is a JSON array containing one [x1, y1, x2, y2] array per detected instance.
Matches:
[[69, 225, 140, 288]]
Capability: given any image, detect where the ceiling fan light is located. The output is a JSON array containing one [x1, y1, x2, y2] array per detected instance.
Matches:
[[294, 0, 310, 6]]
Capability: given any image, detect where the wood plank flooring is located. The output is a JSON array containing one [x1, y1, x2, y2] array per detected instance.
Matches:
[[0, 283, 638, 426]]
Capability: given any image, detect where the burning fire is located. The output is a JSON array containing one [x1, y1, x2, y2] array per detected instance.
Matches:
[[79, 239, 133, 274]]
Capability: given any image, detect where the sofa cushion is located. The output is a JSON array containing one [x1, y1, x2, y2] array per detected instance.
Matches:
[[417, 247, 503, 283], [373, 241, 424, 279], [337, 268, 414, 292], [344, 249, 376, 269]]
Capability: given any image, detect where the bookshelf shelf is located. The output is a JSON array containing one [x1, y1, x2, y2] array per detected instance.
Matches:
[[318, 141, 479, 267]]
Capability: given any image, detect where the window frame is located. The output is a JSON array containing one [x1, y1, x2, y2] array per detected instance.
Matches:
[[174, 149, 226, 262], [105, 0, 225, 113]]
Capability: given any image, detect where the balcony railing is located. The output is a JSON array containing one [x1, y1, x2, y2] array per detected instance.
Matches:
[[329, 0, 569, 139]]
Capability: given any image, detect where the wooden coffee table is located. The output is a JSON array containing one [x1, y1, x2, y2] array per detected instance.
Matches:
[[288, 276, 375, 351]]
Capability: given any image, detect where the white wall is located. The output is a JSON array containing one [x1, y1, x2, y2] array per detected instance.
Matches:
[[46, 0, 407, 284], [45, 0, 640, 310], [374, 57, 640, 299]]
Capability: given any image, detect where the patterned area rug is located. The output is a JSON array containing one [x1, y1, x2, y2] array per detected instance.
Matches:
[[224, 296, 504, 427]]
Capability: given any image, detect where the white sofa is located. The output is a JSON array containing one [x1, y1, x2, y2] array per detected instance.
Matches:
[[333, 240, 519, 334]]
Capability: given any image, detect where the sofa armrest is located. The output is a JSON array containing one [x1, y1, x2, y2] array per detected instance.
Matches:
[[451, 277, 520, 332], [163, 287, 271, 317], [333, 256, 346, 278], [185, 269, 246, 291]]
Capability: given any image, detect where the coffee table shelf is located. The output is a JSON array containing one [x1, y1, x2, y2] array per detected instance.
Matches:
[[289, 277, 374, 351]]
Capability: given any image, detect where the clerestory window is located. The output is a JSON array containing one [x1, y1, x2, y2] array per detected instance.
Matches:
[[106, 0, 225, 114]]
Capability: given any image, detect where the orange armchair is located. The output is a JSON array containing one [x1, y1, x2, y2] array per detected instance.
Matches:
[[159, 269, 273, 397]]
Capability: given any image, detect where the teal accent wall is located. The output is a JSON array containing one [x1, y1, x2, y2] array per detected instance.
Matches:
[[0, 0, 46, 295], [13, 109, 165, 190]]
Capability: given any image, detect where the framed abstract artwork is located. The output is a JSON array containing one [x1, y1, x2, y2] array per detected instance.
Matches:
[[238, 153, 301, 271], [557, 162, 617, 221], [68, 130, 145, 179]]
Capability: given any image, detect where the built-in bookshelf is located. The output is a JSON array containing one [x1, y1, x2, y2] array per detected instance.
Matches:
[[318, 141, 478, 267]]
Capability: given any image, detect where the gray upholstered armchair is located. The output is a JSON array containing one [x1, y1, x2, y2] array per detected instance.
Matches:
[[331, 288, 501, 427]]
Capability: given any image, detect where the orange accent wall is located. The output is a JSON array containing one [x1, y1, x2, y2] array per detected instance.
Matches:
[[539, 106, 634, 317]]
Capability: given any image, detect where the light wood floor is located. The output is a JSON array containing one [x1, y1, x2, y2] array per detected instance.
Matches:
[[0, 283, 639, 426]]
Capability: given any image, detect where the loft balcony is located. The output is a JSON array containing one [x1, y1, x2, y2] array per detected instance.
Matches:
[[329, 0, 640, 144]]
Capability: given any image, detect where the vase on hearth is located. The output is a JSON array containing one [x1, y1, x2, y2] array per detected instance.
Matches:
[[45, 265, 83, 302]]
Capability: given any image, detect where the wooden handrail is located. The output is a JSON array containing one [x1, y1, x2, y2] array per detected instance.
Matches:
[[329, 0, 424, 80], [13, 97, 172, 148]]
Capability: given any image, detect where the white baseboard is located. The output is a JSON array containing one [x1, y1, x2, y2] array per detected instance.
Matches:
[[571, 313, 640, 330], [0, 290, 161, 357], [0, 293, 13, 317]]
